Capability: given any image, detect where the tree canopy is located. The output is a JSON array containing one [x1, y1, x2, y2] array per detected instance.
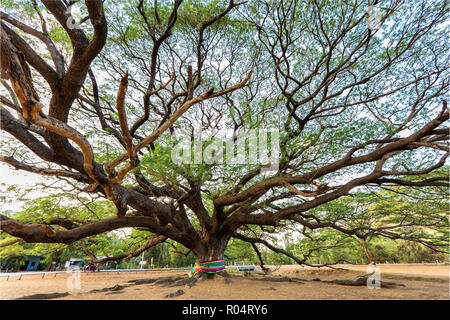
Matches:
[[0, 0, 448, 267]]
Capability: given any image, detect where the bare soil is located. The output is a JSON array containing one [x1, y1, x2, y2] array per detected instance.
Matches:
[[0, 264, 448, 300]]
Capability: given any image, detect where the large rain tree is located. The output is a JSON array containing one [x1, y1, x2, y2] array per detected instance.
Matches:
[[0, 0, 448, 269]]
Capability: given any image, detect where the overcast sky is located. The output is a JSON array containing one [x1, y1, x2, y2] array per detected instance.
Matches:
[[0, 163, 43, 213]]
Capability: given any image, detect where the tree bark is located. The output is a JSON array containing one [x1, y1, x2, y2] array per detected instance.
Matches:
[[192, 235, 230, 262], [357, 238, 375, 264]]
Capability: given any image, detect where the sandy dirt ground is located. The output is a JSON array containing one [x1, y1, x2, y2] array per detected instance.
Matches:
[[0, 264, 448, 300]]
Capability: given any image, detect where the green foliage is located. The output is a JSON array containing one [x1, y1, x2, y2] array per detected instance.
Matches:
[[11, 194, 115, 225], [0, 0, 448, 268]]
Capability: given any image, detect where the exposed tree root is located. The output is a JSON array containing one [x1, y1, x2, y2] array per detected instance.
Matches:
[[165, 289, 185, 298], [89, 284, 130, 293], [230, 274, 303, 284], [169, 276, 198, 287], [230, 273, 405, 288], [15, 292, 70, 300], [127, 276, 184, 286], [127, 278, 159, 285], [152, 276, 185, 286], [13, 270, 405, 300], [321, 276, 405, 288]]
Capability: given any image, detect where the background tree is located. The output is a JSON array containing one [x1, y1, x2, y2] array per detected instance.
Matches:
[[287, 181, 448, 265], [0, 0, 448, 272]]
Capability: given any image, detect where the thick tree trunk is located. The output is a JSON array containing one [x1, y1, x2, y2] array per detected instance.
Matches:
[[190, 242, 230, 279], [192, 235, 230, 262]]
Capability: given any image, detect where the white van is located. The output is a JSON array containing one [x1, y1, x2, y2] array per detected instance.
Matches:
[[64, 258, 85, 270]]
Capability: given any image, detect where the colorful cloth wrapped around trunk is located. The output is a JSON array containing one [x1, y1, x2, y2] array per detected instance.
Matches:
[[189, 259, 225, 278]]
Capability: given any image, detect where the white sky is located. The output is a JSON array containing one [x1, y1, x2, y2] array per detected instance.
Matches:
[[0, 163, 43, 213], [0, 163, 41, 185]]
